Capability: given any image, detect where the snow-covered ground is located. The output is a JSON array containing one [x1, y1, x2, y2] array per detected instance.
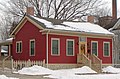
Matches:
[[0, 75, 18, 79], [13, 65, 120, 79], [102, 66, 120, 73], [16, 65, 53, 75]]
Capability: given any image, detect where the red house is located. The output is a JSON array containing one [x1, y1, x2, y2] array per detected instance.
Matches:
[[7, 14, 114, 71]]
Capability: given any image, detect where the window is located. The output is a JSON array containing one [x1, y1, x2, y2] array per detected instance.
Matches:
[[16, 41, 22, 53], [91, 41, 98, 56], [30, 39, 35, 56], [103, 42, 110, 57], [80, 37, 86, 42], [51, 38, 60, 55], [66, 39, 74, 56]]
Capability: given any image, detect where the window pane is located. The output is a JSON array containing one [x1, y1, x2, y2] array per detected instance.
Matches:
[[68, 48, 73, 55], [104, 43, 109, 56], [68, 41, 73, 47], [92, 42, 97, 56], [20, 42, 22, 52], [67, 41, 74, 55], [30, 41, 35, 56], [17, 43, 19, 52], [52, 40, 59, 55]]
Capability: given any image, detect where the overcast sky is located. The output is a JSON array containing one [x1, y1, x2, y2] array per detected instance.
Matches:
[[104, 0, 120, 17]]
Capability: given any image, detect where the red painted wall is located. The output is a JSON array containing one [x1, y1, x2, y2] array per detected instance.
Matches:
[[48, 34, 79, 64], [48, 35, 112, 64], [12, 19, 113, 64], [12, 20, 46, 61], [87, 37, 112, 64]]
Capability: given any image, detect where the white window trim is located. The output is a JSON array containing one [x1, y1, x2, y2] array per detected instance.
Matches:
[[91, 41, 98, 56], [103, 42, 110, 57], [29, 39, 35, 56], [16, 41, 22, 53], [66, 39, 75, 56], [51, 38, 60, 56]]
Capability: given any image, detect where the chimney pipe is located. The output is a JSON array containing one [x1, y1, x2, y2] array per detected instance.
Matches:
[[26, 7, 34, 15], [87, 16, 94, 23], [112, 0, 117, 19]]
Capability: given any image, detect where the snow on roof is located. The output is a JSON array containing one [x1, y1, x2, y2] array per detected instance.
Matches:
[[0, 38, 13, 45], [30, 15, 113, 35], [30, 16, 54, 28], [6, 38, 13, 41]]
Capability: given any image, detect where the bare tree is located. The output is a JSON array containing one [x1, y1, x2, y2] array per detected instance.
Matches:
[[0, 0, 108, 40], [0, 14, 14, 40], [0, 0, 104, 20]]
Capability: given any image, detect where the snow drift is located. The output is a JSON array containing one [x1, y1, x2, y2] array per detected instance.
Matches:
[[102, 66, 120, 73], [18, 65, 53, 75]]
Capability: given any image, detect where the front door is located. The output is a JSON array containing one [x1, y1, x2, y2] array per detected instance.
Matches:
[[80, 42, 87, 55]]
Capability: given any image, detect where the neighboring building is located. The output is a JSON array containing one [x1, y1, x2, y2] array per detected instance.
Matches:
[[102, 0, 120, 66], [109, 18, 120, 65], [5, 14, 113, 70], [1, 46, 8, 56], [0, 38, 12, 58]]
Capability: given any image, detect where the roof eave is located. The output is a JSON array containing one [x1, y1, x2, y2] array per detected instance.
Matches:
[[42, 29, 114, 38]]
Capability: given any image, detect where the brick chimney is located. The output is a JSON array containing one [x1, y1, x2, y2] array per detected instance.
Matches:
[[112, 0, 117, 19], [26, 7, 34, 15], [87, 16, 94, 23]]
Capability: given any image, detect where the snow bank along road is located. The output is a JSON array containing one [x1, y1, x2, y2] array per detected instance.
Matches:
[[1, 65, 120, 79]]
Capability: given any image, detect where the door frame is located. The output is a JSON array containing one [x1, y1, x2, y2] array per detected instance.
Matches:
[[79, 37, 87, 55]]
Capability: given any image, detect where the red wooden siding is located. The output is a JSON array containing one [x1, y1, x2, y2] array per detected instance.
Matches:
[[12, 21, 46, 61], [12, 19, 113, 65], [48, 34, 79, 64], [87, 37, 112, 64]]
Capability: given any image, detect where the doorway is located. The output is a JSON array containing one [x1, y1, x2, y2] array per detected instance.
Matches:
[[80, 42, 87, 55]]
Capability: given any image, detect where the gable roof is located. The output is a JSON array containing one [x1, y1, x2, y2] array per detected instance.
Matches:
[[10, 14, 113, 36], [104, 18, 120, 30], [109, 18, 120, 31]]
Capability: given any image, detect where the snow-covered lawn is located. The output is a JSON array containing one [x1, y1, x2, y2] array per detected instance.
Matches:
[[15, 65, 120, 79], [0, 75, 18, 79]]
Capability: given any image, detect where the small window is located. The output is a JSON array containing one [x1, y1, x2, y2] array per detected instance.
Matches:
[[80, 37, 86, 42], [30, 39, 35, 56], [66, 39, 74, 56], [51, 38, 60, 55], [91, 41, 98, 56], [16, 41, 22, 53], [103, 42, 110, 57]]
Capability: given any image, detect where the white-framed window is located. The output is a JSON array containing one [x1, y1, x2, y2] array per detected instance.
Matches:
[[103, 42, 110, 57], [66, 39, 74, 56], [30, 39, 35, 56], [51, 38, 60, 56], [91, 41, 98, 56], [16, 41, 22, 53]]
